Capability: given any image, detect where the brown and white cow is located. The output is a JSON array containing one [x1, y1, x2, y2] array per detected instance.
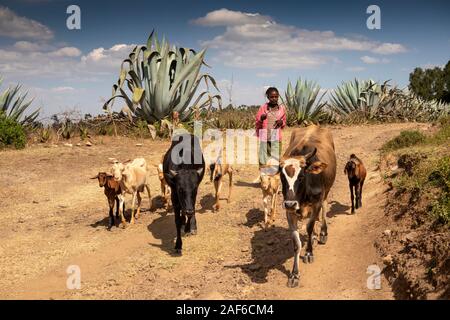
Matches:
[[279, 125, 336, 287]]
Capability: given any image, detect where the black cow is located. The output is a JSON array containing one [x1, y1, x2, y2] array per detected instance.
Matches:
[[163, 133, 205, 254]]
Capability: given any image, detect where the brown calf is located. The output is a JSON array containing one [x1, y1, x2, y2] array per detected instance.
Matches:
[[157, 162, 171, 208], [260, 160, 281, 230], [91, 172, 124, 230], [209, 158, 233, 212], [344, 154, 367, 214]]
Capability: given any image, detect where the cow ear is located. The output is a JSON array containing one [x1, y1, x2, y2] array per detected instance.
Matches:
[[304, 148, 317, 161], [169, 170, 178, 177], [307, 161, 327, 174], [197, 167, 204, 176]]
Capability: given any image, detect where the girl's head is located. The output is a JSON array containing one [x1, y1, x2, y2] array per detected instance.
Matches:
[[265, 87, 279, 106]]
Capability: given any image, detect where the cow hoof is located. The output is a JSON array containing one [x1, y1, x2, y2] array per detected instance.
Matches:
[[319, 234, 328, 244], [287, 275, 299, 288], [121, 223, 127, 229], [190, 230, 197, 236], [174, 248, 182, 255], [312, 235, 318, 247], [303, 252, 314, 264]]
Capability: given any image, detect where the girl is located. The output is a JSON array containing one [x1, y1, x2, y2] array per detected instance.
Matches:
[[255, 87, 287, 166]]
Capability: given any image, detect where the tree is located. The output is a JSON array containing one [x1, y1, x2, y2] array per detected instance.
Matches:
[[444, 61, 450, 102], [409, 60, 450, 103]]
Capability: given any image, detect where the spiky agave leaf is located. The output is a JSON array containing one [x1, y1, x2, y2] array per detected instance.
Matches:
[[0, 80, 40, 126], [104, 31, 220, 123], [283, 78, 327, 124]]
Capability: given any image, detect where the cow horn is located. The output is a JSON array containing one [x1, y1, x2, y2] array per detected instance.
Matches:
[[90, 174, 99, 179], [305, 148, 317, 161], [169, 169, 178, 177], [197, 167, 204, 176]]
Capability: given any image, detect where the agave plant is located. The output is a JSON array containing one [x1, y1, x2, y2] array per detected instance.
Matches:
[[103, 31, 221, 123], [330, 79, 450, 122], [283, 78, 327, 125], [0, 77, 40, 126], [329, 79, 398, 120]]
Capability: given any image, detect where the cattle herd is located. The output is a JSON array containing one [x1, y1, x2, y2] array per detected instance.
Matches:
[[92, 125, 367, 287]]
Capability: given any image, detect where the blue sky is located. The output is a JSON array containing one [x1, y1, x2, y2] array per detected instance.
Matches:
[[0, 0, 449, 119]]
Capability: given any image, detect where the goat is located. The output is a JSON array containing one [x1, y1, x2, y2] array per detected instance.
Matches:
[[110, 158, 152, 227], [91, 172, 124, 230], [344, 154, 367, 214]]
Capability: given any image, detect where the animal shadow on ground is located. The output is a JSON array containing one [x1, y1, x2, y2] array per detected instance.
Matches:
[[198, 193, 215, 213], [234, 226, 293, 284], [327, 201, 351, 218], [151, 195, 171, 216], [147, 214, 180, 257], [90, 208, 142, 229], [90, 215, 110, 228], [243, 208, 264, 228], [234, 180, 259, 188]]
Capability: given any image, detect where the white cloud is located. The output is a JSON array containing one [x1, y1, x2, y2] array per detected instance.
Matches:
[[13, 41, 42, 51], [50, 47, 82, 57], [372, 43, 407, 55], [345, 66, 366, 72], [194, 9, 407, 70], [192, 8, 272, 26], [360, 55, 390, 64], [0, 6, 53, 40], [256, 72, 277, 78], [0, 43, 135, 79], [51, 86, 75, 92], [80, 44, 136, 69]]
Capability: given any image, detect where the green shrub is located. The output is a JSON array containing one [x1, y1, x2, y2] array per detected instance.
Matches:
[[0, 113, 26, 149], [132, 119, 151, 138], [431, 194, 450, 225], [428, 156, 450, 192], [79, 126, 89, 140], [39, 126, 51, 143], [382, 130, 426, 151], [428, 118, 450, 144]]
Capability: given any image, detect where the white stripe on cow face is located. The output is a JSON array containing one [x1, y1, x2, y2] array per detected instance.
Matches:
[[281, 158, 302, 192]]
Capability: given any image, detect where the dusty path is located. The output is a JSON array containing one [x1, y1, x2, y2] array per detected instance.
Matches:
[[0, 123, 430, 299]]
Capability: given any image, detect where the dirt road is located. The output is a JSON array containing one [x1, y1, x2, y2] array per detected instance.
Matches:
[[0, 123, 430, 299]]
